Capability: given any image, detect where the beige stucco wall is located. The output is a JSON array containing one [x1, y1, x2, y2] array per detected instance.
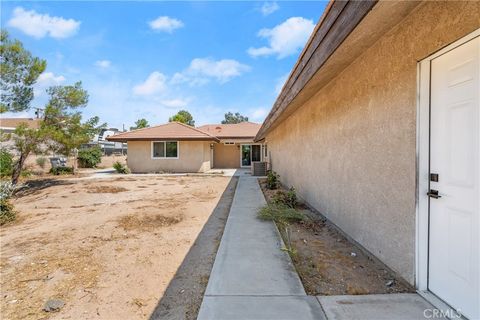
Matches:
[[126, 140, 211, 173], [265, 1, 479, 285], [213, 143, 240, 168]]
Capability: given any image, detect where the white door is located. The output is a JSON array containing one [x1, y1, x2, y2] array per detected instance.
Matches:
[[429, 36, 479, 319]]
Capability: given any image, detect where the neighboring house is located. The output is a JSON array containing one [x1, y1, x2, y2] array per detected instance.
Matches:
[[255, 1, 479, 318], [0, 118, 40, 134], [106, 121, 263, 173], [85, 128, 127, 155]]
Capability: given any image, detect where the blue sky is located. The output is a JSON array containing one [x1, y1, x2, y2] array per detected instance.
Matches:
[[1, 1, 327, 129]]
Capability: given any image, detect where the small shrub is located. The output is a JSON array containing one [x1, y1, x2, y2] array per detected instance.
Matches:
[[77, 146, 103, 168], [0, 198, 16, 225], [49, 166, 74, 175], [266, 170, 280, 190], [0, 149, 13, 177], [20, 169, 33, 178], [273, 187, 298, 208], [258, 203, 304, 226], [113, 161, 130, 174], [0, 181, 17, 225], [36, 156, 47, 169]]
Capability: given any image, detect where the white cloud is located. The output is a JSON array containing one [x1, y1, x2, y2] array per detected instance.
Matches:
[[149, 16, 184, 33], [250, 107, 268, 122], [161, 98, 188, 109], [95, 60, 111, 68], [33, 72, 66, 97], [260, 2, 279, 16], [247, 17, 315, 59], [173, 58, 250, 85], [133, 72, 167, 95], [8, 7, 80, 39]]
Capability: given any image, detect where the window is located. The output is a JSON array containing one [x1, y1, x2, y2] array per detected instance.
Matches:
[[224, 142, 235, 145], [152, 141, 178, 159]]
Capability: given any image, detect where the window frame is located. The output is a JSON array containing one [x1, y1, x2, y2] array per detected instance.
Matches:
[[151, 141, 179, 159]]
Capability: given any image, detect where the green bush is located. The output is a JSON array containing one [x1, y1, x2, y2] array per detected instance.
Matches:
[[258, 203, 304, 226], [0, 181, 17, 225], [113, 161, 130, 174], [49, 166, 74, 175], [0, 149, 13, 177], [266, 170, 280, 190], [36, 156, 47, 169], [0, 198, 16, 225], [77, 146, 103, 168], [273, 187, 298, 208]]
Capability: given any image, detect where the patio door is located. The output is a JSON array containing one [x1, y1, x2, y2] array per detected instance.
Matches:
[[241, 145, 251, 167], [428, 36, 479, 320], [241, 145, 262, 167]]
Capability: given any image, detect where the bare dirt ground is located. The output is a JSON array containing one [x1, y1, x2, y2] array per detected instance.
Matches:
[[259, 178, 414, 296], [1, 175, 236, 320]]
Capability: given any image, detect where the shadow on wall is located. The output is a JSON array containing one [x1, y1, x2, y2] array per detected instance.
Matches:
[[149, 177, 239, 320]]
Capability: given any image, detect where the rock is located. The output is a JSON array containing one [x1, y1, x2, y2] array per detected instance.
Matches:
[[351, 252, 357, 257], [385, 280, 395, 287], [43, 299, 65, 312]]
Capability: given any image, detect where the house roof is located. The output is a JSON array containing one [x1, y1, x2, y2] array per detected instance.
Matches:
[[256, 0, 420, 141], [197, 122, 261, 139], [106, 121, 219, 142], [0, 118, 40, 129]]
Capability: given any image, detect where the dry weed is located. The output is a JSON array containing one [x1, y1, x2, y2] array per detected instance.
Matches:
[[117, 214, 183, 231]]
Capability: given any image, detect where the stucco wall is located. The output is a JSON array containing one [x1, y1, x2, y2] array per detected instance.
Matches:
[[126, 140, 211, 173], [265, 1, 479, 284], [213, 143, 240, 168]]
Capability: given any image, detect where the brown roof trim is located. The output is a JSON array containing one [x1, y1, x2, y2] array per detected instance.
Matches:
[[107, 137, 218, 142], [255, 0, 377, 141]]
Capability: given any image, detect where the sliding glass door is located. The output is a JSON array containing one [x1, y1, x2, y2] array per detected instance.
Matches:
[[241, 144, 262, 167]]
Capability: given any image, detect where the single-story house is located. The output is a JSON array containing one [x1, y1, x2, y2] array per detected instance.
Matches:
[[255, 1, 479, 318], [0, 118, 40, 133], [107, 121, 264, 172]]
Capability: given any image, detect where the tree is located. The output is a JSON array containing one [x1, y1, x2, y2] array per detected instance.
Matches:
[[0, 30, 46, 113], [169, 110, 195, 126], [10, 82, 105, 183], [221, 112, 249, 124], [130, 118, 149, 130], [42, 82, 106, 173]]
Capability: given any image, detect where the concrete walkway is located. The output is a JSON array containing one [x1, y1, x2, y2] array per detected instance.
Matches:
[[198, 176, 441, 320], [197, 176, 324, 320]]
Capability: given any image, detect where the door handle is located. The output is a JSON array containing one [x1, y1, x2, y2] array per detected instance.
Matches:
[[427, 189, 442, 199]]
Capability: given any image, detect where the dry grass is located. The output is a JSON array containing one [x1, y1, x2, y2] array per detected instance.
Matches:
[[117, 214, 183, 231], [1, 246, 102, 320], [87, 185, 128, 193]]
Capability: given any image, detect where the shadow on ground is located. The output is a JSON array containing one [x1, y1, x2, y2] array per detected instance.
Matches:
[[149, 176, 239, 320], [15, 178, 75, 197]]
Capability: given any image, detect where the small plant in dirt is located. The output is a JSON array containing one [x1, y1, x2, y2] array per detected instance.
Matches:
[[49, 166, 74, 175], [266, 170, 280, 190], [0, 181, 17, 225], [273, 187, 298, 208], [0, 149, 13, 177], [77, 146, 103, 168], [35, 156, 47, 169], [113, 161, 130, 174], [258, 203, 305, 257]]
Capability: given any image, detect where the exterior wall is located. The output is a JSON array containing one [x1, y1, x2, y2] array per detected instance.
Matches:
[[265, 2, 480, 284], [126, 140, 211, 173], [213, 143, 240, 168]]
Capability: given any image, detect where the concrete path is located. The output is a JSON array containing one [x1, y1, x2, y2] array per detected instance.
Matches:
[[197, 176, 325, 320], [197, 176, 441, 320]]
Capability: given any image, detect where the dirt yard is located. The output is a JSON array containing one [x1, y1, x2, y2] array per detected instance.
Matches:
[[259, 178, 414, 296], [1, 175, 236, 320]]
